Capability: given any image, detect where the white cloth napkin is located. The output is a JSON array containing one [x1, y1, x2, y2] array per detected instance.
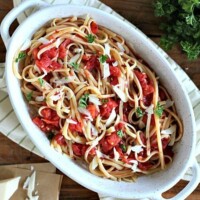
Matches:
[[0, 0, 200, 199]]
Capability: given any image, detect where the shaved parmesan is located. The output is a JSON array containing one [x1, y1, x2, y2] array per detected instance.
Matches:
[[106, 109, 116, 127], [78, 107, 93, 121], [38, 37, 50, 44], [113, 85, 128, 102], [103, 62, 110, 79], [50, 92, 64, 101], [27, 171, 39, 200], [21, 39, 31, 51], [69, 54, 80, 64], [113, 147, 120, 161], [129, 160, 139, 172], [96, 150, 104, 158], [91, 122, 98, 136], [161, 125, 176, 135], [66, 119, 77, 124], [145, 104, 154, 115], [131, 145, 143, 154], [117, 42, 125, 52], [91, 156, 99, 170], [89, 95, 102, 106], [112, 61, 118, 67], [55, 38, 62, 48], [104, 43, 111, 58], [53, 76, 76, 86], [164, 99, 174, 109], [35, 96, 44, 102]]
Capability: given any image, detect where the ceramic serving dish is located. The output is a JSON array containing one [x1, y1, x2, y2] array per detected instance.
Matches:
[[1, 0, 199, 199]]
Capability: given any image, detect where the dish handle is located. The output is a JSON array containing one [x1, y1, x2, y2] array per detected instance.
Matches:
[[150, 159, 200, 200], [0, 0, 49, 49], [0, 0, 49, 91]]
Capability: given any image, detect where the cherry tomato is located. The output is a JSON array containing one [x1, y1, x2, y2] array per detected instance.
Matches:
[[35, 54, 52, 71], [87, 104, 99, 119], [85, 55, 100, 71], [100, 99, 118, 118], [68, 120, 83, 133], [91, 21, 98, 34], [107, 132, 121, 146], [53, 133, 66, 145], [58, 39, 72, 59], [109, 66, 121, 77]]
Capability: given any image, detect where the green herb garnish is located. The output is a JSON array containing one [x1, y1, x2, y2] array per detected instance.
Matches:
[[99, 55, 108, 63], [79, 94, 89, 108], [136, 107, 143, 118], [38, 78, 44, 86], [70, 62, 79, 71], [153, 0, 200, 60], [15, 52, 26, 62], [117, 130, 123, 138], [120, 144, 127, 153], [86, 34, 95, 43], [26, 91, 33, 102], [154, 102, 164, 118], [47, 132, 54, 141]]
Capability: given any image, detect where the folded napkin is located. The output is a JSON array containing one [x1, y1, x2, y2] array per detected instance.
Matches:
[[0, 0, 200, 199]]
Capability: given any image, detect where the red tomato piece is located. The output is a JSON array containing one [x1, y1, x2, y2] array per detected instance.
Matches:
[[53, 133, 66, 145], [110, 77, 119, 86], [138, 162, 152, 171], [42, 119, 59, 127], [43, 47, 58, 59], [100, 137, 113, 153], [68, 120, 83, 133], [35, 54, 52, 72], [41, 108, 52, 119], [100, 99, 118, 118], [32, 117, 45, 130], [107, 132, 121, 146], [51, 61, 62, 70], [109, 66, 121, 77], [87, 104, 99, 119], [91, 21, 98, 34], [85, 55, 100, 71], [143, 93, 153, 107], [58, 39, 72, 59], [72, 143, 95, 157], [115, 122, 125, 132]]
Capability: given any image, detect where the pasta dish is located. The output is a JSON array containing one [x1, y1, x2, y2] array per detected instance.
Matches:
[[14, 16, 183, 181]]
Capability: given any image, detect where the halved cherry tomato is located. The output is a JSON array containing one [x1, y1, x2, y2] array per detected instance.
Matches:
[[87, 104, 99, 119], [68, 120, 83, 133], [100, 99, 118, 118], [58, 39, 72, 59], [109, 66, 121, 77], [110, 76, 118, 85], [35, 54, 52, 71], [53, 133, 66, 145], [72, 143, 96, 157], [91, 21, 98, 34], [85, 55, 100, 71], [32, 117, 45, 130], [107, 132, 121, 146]]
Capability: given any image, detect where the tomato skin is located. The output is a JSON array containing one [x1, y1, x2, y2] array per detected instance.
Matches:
[[100, 132, 121, 154], [134, 70, 154, 97], [53, 133, 66, 145], [41, 108, 51, 119], [72, 143, 96, 157], [85, 55, 100, 71], [100, 99, 118, 118], [35, 54, 52, 71], [58, 39, 72, 59], [87, 104, 99, 119], [68, 120, 83, 133], [109, 66, 121, 77], [91, 21, 98, 34]]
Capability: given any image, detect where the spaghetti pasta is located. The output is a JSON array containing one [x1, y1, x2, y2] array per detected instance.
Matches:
[[14, 16, 183, 181]]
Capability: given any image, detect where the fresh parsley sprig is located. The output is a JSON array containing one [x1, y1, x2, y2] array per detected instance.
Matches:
[[86, 34, 95, 43], [79, 94, 89, 108], [38, 78, 44, 87], [26, 91, 33, 102], [117, 130, 123, 138], [70, 62, 79, 71], [154, 102, 164, 118], [153, 0, 200, 60], [99, 55, 108, 63], [15, 52, 26, 62], [136, 107, 143, 118]]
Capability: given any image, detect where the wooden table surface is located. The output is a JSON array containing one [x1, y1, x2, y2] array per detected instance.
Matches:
[[0, 0, 200, 199]]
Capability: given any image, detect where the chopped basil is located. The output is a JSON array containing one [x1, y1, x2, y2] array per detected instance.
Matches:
[[70, 62, 79, 71], [38, 78, 44, 86], [15, 52, 26, 62], [154, 102, 164, 118], [99, 55, 108, 63], [136, 107, 143, 118], [117, 130, 123, 138], [86, 34, 95, 43], [120, 144, 127, 153], [26, 91, 33, 102], [79, 93, 89, 108]]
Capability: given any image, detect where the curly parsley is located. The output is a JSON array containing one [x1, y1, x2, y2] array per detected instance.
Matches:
[[70, 62, 79, 71], [86, 34, 95, 43], [15, 52, 26, 62], [26, 91, 33, 102], [99, 55, 108, 63], [136, 107, 143, 118], [154, 102, 164, 118], [79, 94, 89, 108], [117, 130, 123, 138], [153, 0, 200, 60]]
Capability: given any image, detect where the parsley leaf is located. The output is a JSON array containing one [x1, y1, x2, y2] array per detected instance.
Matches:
[[86, 34, 95, 43], [136, 107, 143, 118], [120, 144, 127, 153], [154, 102, 164, 118], [15, 52, 26, 62], [153, 0, 200, 60], [117, 130, 123, 138], [26, 91, 33, 102], [70, 62, 79, 71], [79, 94, 89, 108], [38, 78, 44, 86], [99, 55, 108, 63]]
